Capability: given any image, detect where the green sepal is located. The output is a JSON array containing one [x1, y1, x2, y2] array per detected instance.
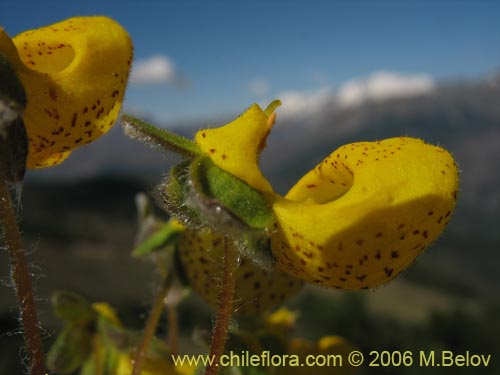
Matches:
[[190, 156, 275, 230], [46, 323, 92, 374], [121, 114, 202, 158], [132, 220, 185, 257], [51, 291, 96, 324]]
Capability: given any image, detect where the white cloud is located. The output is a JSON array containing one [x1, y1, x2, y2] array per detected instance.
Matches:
[[275, 72, 435, 122], [249, 78, 270, 96], [276, 87, 334, 120], [337, 71, 435, 108], [130, 54, 177, 85]]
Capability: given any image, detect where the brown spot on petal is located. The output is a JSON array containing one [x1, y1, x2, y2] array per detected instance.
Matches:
[[71, 113, 77, 127], [356, 275, 366, 282], [49, 88, 57, 101], [384, 267, 394, 278]]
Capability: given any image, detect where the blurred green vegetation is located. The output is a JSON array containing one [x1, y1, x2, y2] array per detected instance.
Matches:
[[1, 168, 499, 374]]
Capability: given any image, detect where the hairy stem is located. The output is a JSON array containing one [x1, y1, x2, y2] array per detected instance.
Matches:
[[204, 237, 238, 375], [0, 145, 46, 375], [131, 276, 172, 375]]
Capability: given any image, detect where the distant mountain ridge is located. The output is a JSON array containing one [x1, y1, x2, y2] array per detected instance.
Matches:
[[28, 76, 500, 240]]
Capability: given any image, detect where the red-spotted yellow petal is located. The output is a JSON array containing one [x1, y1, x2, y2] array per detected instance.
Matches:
[[0, 16, 133, 168], [271, 137, 459, 289], [178, 229, 303, 316], [194, 103, 277, 193]]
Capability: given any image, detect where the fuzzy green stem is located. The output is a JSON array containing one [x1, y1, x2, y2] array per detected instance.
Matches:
[[204, 237, 238, 375], [0, 143, 46, 375], [131, 276, 172, 375]]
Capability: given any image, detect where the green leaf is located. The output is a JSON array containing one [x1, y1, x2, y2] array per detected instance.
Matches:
[[121, 114, 202, 157], [52, 291, 96, 324], [190, 157, 274, 230], [46, 324, 92, 374], [132, 220, 185, 256]]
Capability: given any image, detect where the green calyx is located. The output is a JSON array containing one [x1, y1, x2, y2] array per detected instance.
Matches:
[[124, 112, 276, 268], [190, 156, 274, 231], [157, 156, 275, 233]]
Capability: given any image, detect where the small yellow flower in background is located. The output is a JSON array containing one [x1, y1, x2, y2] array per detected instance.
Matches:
[[195, 102, 459, 290], [0, 16, 132, 168], [115, 353, 194, 375], [264, 307, 299, 338], [278, 336, 358, 375]]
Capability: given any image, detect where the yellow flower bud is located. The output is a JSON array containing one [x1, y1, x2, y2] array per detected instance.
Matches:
[[0, 16, 133, 168]]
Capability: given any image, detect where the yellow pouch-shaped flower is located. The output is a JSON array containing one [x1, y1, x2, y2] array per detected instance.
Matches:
[[192, 103, 458, 290], [0, 16, 132, 168], [271, 137, 458, 289], [125, 102, 459, 291], [178, 228, 304, 316]]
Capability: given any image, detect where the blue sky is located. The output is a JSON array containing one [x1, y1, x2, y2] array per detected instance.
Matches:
[[2, 0, 499, 124]]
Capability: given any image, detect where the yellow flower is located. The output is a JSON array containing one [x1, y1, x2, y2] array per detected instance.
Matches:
[[194, 103, 459, 290], [115, 353, 195, 375], [178, 227, 304, 315], [85, 302, 195, 375], [264, 307, 298, 338], [0, 16, 132, 168], [277, 336, 358, 375]]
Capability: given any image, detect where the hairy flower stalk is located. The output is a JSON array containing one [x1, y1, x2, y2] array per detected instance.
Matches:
[[1, 15, 132, 374], [124, 97, 459, 375], [204, 237, 239, 375], [0, 146, 46, 375]]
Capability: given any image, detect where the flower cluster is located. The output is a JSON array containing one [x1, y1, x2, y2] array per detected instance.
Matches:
[[129, 100, 458, 298], [1, 14, 460, 375]]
